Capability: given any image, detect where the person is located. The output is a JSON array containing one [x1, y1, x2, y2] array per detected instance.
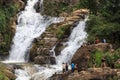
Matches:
[[66, 63, 68, 72], [71, 62, 75, 73], [102, 38, 106, 43], [95, 38, 100, 44], [62, 63, 66, 73]]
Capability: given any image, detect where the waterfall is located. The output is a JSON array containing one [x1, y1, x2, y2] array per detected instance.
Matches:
[[50, 45, 56, 58], [57, 17, 88, 65], [14, 17, 88, 80], [8, 0, 64, 62], [22, 17, 88, 80], [4, 0, 88, 79]]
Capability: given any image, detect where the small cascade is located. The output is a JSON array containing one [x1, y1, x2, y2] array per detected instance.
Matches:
[[15, 69, 30, 80], [57, 17, 88, 65], [50, 45, 56, 58], [8, 0, 64, 62], [39, 0, 43, 12]]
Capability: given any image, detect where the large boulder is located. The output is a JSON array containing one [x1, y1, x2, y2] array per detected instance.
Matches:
[[72, 43, 112, 71], [34, 56, 56, 64]]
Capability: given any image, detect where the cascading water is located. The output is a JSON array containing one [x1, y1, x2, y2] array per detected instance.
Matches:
[[56, 17, 88, 65], [39, 0, 43, 12], [14, 18, 88, 80], [22, 17, 88, 80], [3, 0, 88, 79], [50, 45, 56, 58], [8, 0, 64, 62]]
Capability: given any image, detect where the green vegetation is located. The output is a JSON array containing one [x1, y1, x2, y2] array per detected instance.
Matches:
[[43, 0, 79, 16], [77, 0, 120, 47], [88, 50, 104, 67], [44, 0, 120, 47], [88, 48, 120, 68], [0, 63, 13, 80], [105, 49, 120, 68], [0, 4, 19, 54], [56, 25, 70, 39], [0, 72, 9, 80]]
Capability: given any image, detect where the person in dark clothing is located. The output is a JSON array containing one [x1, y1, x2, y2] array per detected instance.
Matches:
[[62, 63, 66, 73], [66, 63, 68, 72]]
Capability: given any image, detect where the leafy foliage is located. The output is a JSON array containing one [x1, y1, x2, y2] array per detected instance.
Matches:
[[0, 63, 10, 80], [88, 50, 104, 67], [88, 48, 120, 68], [43, 0, 120, 46], [43, 0, 79, 16], [56, 25, 70, 39], [87, 15, 120, 46], [78, 0, 120, 46], [0, 4, 19, 54], [105, 48, 120, 68]]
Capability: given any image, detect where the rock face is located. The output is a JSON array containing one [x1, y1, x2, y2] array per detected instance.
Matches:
[[0, 63, 16, 80], [67, 67, 120, 80], [49, 67, 120, 80], [30, 9, 89, 65], [72, 43, 112, 71]]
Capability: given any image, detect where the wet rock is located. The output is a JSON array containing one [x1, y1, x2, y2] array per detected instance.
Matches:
[[34, 56, 50, 64], [49, 74, 64, 80], [50, 57, 56, 64], [37, 48, 50, 56], [34, 56, 45, 64], [34, 56, 56, 64], [3, 69, 16, 79]]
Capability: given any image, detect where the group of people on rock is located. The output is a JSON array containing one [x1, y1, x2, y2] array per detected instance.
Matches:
[[62, 58, 107, 73], [62, 63, 68, 73], [61, 38, 108, 73], [94, 38, 106, 44], [62, 62, 75, 73], [81, 38, 107, 47]]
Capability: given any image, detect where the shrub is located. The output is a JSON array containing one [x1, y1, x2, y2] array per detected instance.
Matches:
[[0, 4, 19, 54], [56, 25, 70, 39]]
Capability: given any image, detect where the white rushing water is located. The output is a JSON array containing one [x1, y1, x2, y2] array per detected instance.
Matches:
[[5, 0, 88, 79], [14, 19, 88, 80], [50, 45, 56, 58], [16, 17, 88, 80], [8, 0, 64, 62], [57, 17, 88, 65]]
